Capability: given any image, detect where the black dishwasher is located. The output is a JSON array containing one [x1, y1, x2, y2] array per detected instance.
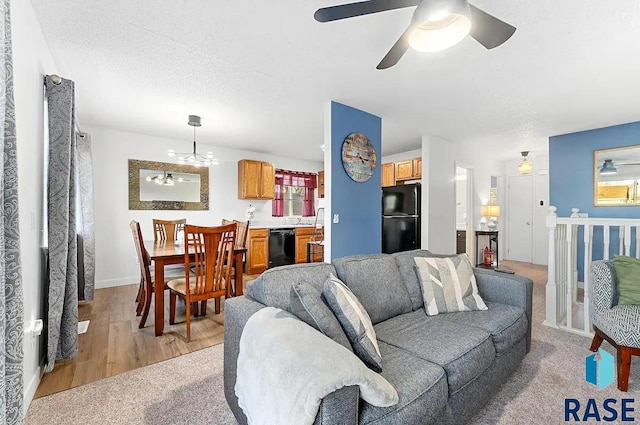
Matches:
[[268, 228, 296, 268]]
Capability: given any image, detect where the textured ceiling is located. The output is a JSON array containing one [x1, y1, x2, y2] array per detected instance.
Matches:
[[30, 0, 640, 162]]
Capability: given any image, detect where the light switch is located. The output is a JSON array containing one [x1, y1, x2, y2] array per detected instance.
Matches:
[[333, 214, 339, 224]]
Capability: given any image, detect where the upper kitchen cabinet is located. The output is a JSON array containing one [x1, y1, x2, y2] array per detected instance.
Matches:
[[413, 158, 422, 179], [238, 159, 275, 199], [381, 163, 395, 187], [394, 157, 422, 182], [394, 160, 414, 181]]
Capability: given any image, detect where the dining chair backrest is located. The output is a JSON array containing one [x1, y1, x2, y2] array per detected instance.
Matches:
[[153, 218, 186, 242], [184, 223, 236, 297], [222, 219, 249, 249], [130, 220, 152, 285]]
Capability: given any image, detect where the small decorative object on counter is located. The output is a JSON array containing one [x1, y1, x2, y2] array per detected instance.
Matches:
[[483, 246, 494, 267]]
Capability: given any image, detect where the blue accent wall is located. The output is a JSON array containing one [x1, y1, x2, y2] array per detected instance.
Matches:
[[549, 121, 640, 279], [330, 101, 382, 259]]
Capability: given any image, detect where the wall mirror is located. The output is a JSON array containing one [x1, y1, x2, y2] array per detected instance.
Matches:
[[128, 159, 209, 210], [594, 145, 640, 206]]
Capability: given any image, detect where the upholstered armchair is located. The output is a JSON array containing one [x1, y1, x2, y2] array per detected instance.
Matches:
[[589, 260, 640, 391]]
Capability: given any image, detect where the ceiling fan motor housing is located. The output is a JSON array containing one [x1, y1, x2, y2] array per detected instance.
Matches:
[[412, 0, 470, 26]]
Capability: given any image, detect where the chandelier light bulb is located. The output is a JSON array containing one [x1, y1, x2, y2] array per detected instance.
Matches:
[[145, 176, 152, 182]]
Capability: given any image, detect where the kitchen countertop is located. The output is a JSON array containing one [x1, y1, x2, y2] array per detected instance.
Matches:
[[249, 223, 324, 229]]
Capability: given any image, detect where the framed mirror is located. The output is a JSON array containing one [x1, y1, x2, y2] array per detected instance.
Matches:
[[594, 145, 640, 206], [128, 159, 209, 210]]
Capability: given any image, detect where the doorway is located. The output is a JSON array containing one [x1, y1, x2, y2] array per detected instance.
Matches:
[[455, 165, 473, 259], [507, 174, 533, 262]]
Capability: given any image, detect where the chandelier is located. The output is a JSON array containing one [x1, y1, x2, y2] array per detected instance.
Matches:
[[168, 115, 218, 167], [145, 171, 183, 186]]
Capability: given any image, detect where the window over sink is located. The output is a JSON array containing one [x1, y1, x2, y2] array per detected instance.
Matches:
[[272, 169, 317, 217]]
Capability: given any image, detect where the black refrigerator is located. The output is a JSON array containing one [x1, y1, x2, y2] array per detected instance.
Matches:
[[382, 183, 421, 254]]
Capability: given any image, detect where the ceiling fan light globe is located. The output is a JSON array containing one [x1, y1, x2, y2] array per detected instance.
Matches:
[[168, 149, 175, 157], [518, 159, 533, 175], [408, 14, 471, 52]]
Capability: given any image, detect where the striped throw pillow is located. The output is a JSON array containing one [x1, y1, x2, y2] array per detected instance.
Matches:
[[323, 274, 383, 372], [414, 254, 487, 316]]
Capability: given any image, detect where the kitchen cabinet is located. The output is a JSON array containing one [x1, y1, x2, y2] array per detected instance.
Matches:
[[395, 160, 414, 181], [238, 160, 275, 199], [413, 158, 422, 179], [318, 170, 325, 198], [456, 230, 466, 254], [381, 163, 395, 187], [295, 227, 324, 263], [247, 228, 269, 274]]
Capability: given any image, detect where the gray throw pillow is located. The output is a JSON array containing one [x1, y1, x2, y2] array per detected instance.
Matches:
[[323, 274, 383, 372], [414, 253, 488, 316], [290, 281, 352, 350]]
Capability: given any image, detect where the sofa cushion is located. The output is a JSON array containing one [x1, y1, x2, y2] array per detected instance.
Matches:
[[324, 274, 383, 372], [333, 254, 412, 324], [359, 341, 448, 425], [246, 263, 337, 310], [392, 250, 436, 311], [432, 302, 528, 354], [374, 310, 495, 393], [290, 281, 352, 350], [414, 254, 488, 315]]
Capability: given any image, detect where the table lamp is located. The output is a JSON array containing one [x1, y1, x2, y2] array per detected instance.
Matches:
[[482, 205, 500, 230]]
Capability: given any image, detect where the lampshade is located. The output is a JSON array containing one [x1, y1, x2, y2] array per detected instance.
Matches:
[[408, 0, 471, 53], [518, 151, 533, 175], [599, 159, 618, 175], [482, 205, 500, 218]]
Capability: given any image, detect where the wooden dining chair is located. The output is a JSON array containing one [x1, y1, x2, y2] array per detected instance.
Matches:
[[221, 219, 249, 295], [167, 223, 237, 342], [130, 220, 189, 328], [153, 218, 186, 242]]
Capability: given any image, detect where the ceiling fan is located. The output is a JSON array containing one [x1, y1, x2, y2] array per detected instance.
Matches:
[[314, 0, 516, 69]]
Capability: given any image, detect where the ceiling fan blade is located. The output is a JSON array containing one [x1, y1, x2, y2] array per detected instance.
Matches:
[[376, 26, 412, 70], [468, 4, 516, 49], [314, 0, 420, 23]]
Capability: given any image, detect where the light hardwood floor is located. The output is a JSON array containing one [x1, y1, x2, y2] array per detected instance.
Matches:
[[35, 275, 258, 398]]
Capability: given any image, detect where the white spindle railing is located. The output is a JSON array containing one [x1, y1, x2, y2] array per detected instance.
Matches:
[[544, 206, 640, 337]]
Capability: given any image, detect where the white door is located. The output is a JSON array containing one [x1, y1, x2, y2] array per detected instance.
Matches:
[[507, 175, 533, 262], [533, 173, 550, 265]]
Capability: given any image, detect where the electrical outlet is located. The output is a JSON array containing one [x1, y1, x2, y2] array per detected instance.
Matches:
[[333, 214, 339, 224]]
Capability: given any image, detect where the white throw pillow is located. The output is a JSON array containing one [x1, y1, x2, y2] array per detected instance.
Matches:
[[414, 254, 488, 316]]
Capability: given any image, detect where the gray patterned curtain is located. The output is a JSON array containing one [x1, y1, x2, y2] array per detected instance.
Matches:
[[0, 0, 24, 422], [76, 132, 95, 301], [45, 75, 78, 372]]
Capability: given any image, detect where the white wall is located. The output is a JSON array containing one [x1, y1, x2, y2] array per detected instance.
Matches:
[[503, 154, 550, 265], [87, 125, 322, 288], [12, 0, 59, 411], [381, 148, 422, 164], [421, 136, 504, 258]]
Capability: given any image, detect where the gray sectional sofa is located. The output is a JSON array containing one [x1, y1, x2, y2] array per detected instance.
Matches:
[[224, 250, 533, 425]]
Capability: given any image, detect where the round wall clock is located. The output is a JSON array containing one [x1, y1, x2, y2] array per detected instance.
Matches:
[[341, 132, 377, 183]]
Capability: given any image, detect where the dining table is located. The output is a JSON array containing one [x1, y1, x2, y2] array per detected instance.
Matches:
[[147, 240, 247, 337]]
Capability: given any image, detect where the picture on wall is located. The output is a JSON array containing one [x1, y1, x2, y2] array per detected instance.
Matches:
[[594, 145, 640, 206]]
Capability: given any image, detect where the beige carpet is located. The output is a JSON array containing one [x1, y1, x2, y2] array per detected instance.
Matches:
[[26, 261, 639, 425]]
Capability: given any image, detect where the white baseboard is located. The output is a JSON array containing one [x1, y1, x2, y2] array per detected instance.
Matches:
[[23, 362, 43, 415], [95, 276, 138, 289]]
